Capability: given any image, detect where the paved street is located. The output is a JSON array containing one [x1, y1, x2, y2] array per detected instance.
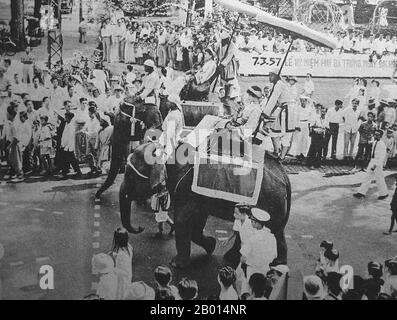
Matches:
[[0, 164, 396, 299]]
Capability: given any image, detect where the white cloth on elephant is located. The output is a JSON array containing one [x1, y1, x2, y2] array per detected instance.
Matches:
[[184, 115, 229, 149], [195, 60, 217, 84], [237, 227, 277, 294], [158, 109, 183, 159]]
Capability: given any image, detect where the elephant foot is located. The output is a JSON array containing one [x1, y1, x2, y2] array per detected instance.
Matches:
[[204, 237, 217, 256], [126, 226, 145, 234], [270, 258, 287, 267], [223, 249, 241, 268]]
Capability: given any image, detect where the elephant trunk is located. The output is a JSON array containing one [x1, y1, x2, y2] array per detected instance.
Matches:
[[119, 180, 144, 234], [95, 147, 124, 198]]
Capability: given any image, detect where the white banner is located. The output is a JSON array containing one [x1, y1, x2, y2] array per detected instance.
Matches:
[[237, 51, 397, 78]]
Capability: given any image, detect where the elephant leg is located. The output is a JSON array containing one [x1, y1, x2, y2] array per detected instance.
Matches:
[[119, 180, 144, 234], [172, 198, 198, 267], [191, 205, 216, 256], [224, 232, 241, 268], [273, 229, 288, 266]]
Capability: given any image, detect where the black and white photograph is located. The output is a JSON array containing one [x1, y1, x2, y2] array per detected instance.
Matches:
[[0, 0, 397, 304]]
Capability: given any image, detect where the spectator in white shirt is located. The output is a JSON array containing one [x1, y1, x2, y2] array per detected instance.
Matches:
[[324, 99, 343, 160], [125, 65, 137, 86], [101, 19, 112, 63], [60, 112, 82, 179], [303, 73, 315, 98], [83, 106, 101, 176], [342, 33, 354, 53], [342, 98, 361, 159], [29, 76, 48, 110]]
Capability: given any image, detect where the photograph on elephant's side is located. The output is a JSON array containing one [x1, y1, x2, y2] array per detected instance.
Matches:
[[0, 0, 397, 304]]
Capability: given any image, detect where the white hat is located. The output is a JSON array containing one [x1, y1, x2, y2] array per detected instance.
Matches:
[[91, 253, 114, 275], [143, 59, 155, 68], [269, 66, 281, 75], [114, 85, 124, 92], [125, 281, 155, 300], [110, 75, 120, 81], [271, 264, 289, 274], [251, 208, 270, 222], [303, 275, 327, 300]]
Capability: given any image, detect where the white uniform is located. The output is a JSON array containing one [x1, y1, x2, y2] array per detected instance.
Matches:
[[140, 71, 160, 104], [263, 80, 296, 134], [357, 139, 388, 197], [237, 227, 277, 294], [159, 109, 183, 159], [292, 105, 313, 156]]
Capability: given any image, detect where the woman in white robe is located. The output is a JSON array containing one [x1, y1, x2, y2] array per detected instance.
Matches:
[[124, 29, 136, 64]]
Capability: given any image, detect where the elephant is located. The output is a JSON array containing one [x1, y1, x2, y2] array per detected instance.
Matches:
[[95, 97, 163, 198], [119, 141, 292, 268]]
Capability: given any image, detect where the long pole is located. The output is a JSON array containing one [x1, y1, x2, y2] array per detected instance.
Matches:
[[211, 14, 240, 93], [79, 0, 83, 23]]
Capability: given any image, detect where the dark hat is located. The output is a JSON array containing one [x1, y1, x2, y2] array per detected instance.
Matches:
[[320, 240, 333, 251], [368, 98, 376, 106], [387, 129, 393, 134], [247, 85, 262, 99], [367, 261, 383, 277], [385, 258, 397, 274], [324, 248, 339, 261], [19, 110, 28, 117]]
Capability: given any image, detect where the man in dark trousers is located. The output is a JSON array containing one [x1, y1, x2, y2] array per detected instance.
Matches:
[[384, 181, 397, 235]]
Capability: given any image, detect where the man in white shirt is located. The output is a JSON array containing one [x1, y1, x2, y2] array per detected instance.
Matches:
[[49, 77, 66, 111], [292, 96, 314, 159], [101, 19, 112, 63], [125, 65, 137, 87], [262, 34, 275, 52], [342, 98, 361, 159], [324, 99, 343, 160], [29, 76, 48, 110], [303, 73, 315, 98], [83, 106, 101, 176], [354, 129, 388, 200], [60, 112, 82, 179], [386, 35, 397, 55], [107, 86, 125, 114]]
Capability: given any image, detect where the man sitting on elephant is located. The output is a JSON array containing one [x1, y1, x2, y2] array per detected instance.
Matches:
[[136, 59, 161, 105], [183, 85, 263, 159], [180, 48, 217, 101]]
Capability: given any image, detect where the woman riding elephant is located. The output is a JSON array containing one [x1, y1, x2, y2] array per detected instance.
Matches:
[[180, 48, 217, 101]]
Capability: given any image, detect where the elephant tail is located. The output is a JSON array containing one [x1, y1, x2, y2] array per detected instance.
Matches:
[[119, 180, 144, 234], [95, 150, 123, 198]]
